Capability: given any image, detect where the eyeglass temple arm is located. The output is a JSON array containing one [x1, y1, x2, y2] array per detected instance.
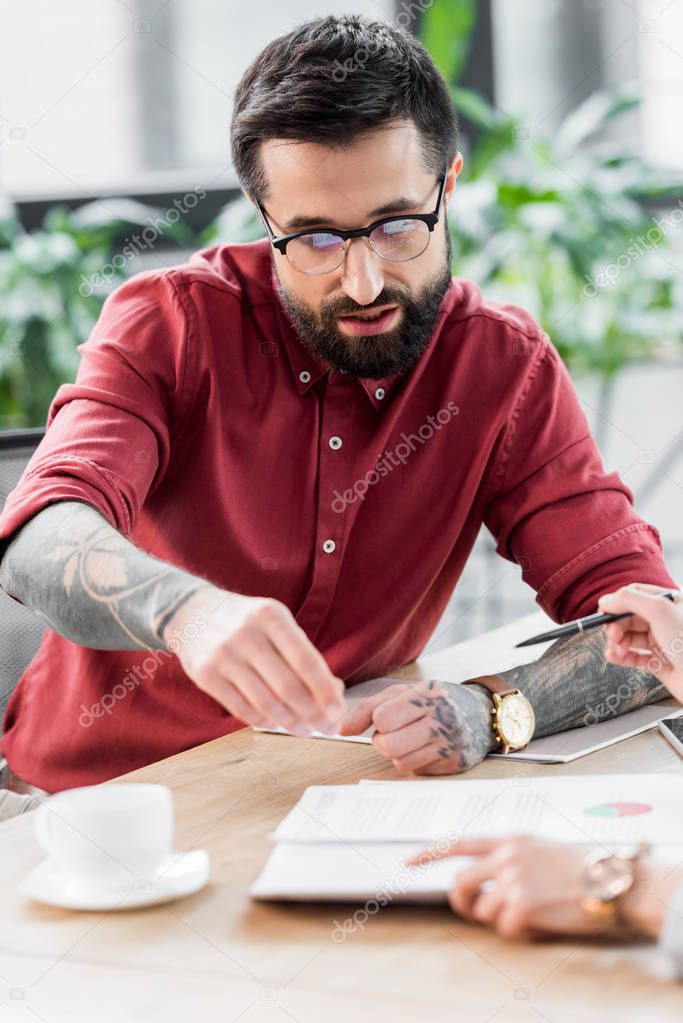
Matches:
[[253, 197, 277, 240], [434, 171, 447, 213]]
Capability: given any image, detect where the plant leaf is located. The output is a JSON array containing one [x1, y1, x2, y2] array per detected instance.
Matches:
[[420, 0, 476, 85], [450, 85, 512, 133], [555, 88, 641, 155]]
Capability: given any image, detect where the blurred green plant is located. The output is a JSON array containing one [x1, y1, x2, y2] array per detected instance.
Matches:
[[0, 198, 191, 428], [3, 0, 682, 430], [419, 0, 476, 86], [443, 85, 683, 377], [201, 194, 263, 247], [421, 0, 683, 377]]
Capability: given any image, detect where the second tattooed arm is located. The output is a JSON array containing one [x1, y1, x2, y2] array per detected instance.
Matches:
[[0, 500, 345, 730], [497, 625, 669, 735], [340, 627, 668, 774]]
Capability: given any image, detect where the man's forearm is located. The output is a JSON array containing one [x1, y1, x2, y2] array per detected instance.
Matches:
[[0, 501, 215, 651], [498, 627, 668, 737]]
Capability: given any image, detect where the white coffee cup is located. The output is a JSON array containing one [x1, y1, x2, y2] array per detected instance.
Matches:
[[34, 783, 174, 889]]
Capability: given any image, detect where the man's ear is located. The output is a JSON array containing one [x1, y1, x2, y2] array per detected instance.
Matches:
[[444, 152, 464, 209]]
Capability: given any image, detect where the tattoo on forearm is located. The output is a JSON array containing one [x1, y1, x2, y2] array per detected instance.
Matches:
[[499, 627, 668, 737], [0, 501, 214, 652]]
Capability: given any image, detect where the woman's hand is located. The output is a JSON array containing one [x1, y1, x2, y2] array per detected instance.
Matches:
[[406, 836, 671, 939], [598, 584, 683, 702]]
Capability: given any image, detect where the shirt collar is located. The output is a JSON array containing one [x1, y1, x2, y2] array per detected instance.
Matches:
[[269, 258, 458, 410]]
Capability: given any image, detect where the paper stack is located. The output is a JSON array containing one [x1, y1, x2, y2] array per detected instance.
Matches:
[[250, 773, 683, 902]]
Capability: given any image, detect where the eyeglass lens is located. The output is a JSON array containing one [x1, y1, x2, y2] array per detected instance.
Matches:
[[286, 218, 431, 273]]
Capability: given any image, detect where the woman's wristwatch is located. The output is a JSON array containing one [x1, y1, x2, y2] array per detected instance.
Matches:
[[579, 843, 651, 928]]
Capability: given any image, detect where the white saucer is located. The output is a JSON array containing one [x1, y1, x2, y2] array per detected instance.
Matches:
[[18, 849, 210, 911]]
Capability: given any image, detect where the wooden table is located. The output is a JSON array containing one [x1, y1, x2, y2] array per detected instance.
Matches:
[[2, 613, 682, 1022]]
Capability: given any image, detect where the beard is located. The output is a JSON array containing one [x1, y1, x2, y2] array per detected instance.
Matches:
[[272, 227, 453, 379]]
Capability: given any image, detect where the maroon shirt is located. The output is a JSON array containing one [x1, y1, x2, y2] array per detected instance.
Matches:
[[0, 238, 674, 791]]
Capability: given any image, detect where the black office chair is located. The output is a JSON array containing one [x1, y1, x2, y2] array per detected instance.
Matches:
[[0, 428, 48, 732]]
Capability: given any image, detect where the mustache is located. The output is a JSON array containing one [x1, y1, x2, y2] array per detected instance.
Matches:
[[323, 298, 404, 318]]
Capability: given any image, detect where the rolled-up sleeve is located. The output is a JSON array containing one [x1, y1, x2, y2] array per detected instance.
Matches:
[[0, 270, 190, 567], [484, 337, 676, 622]]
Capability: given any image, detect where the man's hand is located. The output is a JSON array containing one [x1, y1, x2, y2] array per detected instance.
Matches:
[[338, 679, 496, 774], [164, 586, 346, 735]]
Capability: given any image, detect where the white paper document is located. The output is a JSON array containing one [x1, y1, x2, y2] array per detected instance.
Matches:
[[250, 842, 475, 902], [253, 724, 374, 743], [251, 773, 683, 902], [270, 774, 683, 846]]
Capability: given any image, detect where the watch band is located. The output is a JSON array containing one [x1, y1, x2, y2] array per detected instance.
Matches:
[[460, 674, 517, 698]]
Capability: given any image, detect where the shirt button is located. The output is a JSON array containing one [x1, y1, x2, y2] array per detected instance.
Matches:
[[329, 436, 342, 450], [322, 539, 336, 554], [375, 387, 385, 400], [299, 370, 311, 384]]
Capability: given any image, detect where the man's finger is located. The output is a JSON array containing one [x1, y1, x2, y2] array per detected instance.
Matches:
[[417, 757, 471, 776], [337, 696, 382, 735], [391, 740, 444, 774], [264, 609, 346, 715], [216, 650, 296, 727], [372, 692, 430, 734], [238, 636, 325, 726], [372, 716, 434, 759], [198, 667, 268, 727], [338, 685, 409, 735]]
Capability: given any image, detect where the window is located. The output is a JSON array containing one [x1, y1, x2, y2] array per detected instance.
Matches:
[[0, 0, 394, 200]]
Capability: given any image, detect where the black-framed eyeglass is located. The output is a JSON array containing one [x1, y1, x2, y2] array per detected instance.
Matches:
[[254, 173, 447, 276]]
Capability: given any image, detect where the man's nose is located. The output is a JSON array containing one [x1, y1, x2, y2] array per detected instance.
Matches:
[[339, 237, 384, 306]]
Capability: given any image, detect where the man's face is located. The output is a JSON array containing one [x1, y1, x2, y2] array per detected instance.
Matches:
[[256, 120, 461, 379]]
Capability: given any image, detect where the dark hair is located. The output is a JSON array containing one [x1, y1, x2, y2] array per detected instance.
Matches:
[[230, 14, 458, 204]]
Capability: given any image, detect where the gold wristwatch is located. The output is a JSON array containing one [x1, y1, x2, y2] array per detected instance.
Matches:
[[460, 674, 535, 753], [579, 843, 650, 926]]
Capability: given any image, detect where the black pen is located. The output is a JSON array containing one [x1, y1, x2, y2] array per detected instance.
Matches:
[[515, 591, 678, 648]]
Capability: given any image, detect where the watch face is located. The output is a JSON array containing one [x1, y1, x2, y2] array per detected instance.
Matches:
[[586, 856, 634, 900], [498, 693, 535, 748]]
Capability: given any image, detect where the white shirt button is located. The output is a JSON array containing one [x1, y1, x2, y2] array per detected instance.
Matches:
[[299, 370, 311, 384], [375, 387, 385, 400], [329, 436, 342, 450], [322, 539, 336, 554]]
